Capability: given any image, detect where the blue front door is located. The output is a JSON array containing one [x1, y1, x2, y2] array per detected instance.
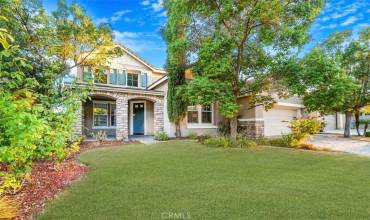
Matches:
[[133, 103, 144, 135]]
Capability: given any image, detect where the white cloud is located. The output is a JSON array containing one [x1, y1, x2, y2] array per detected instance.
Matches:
[[321, 16, 330, 22], [96, 17, 108, 24], [357, 23, 369, 28], [319, 23, 338, 30], [158, 11, 167, 17], [341, 16, 359, 26], [324, 1, 365, 21], [111, 10, 131, 22], [114, 31, 141, 39], [113, 30, 165, 52], [151, 0, 164, 12], [142, 0, 150, 6]]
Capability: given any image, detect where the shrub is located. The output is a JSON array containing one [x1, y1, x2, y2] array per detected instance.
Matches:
[[217, 121, 230, 136], [188, 132, 198, 139], [365, 132, 370, 137], [154, 131, 169, 141], [359, 119, 370, 136], [92, 131, 107, 142], [288, 118, 322, 147], [254, 135, 292, 148], [203, 136, 257, 148], [196, 135, 211, 142]]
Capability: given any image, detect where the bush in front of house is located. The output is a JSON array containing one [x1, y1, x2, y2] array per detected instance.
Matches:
[[154, 132, 169, 141], [288, 118, 322, 147], [359, 119, 370, 136], [188, 132, 198, 139], [255, 135, 292, 148], [203, 136, 257, 148], [92, 131, 107, 142]]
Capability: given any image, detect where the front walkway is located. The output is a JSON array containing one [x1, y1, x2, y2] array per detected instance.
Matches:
[[129, 135, 157, 144], [309, 134, 370, 157]]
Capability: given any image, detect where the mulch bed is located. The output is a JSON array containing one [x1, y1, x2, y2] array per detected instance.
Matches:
[[8, 140, 138, 220], [12, 158, 88, 220]]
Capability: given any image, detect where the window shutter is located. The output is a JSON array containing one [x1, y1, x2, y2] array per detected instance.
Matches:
[[109, 69, 117, 84], [141, 72, 148, 88], [117, 70, 126, 85]]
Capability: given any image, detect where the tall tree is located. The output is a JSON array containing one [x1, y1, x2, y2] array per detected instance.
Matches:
[[275, 28, 369, 138], [166, 0, 324, 138], [163, 1, 190, 137]]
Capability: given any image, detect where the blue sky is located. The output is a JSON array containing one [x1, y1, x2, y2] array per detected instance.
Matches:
[[43, 0, 369, 69]]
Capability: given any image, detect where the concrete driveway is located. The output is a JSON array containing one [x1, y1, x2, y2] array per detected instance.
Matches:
[[309, 134, 370, 157]]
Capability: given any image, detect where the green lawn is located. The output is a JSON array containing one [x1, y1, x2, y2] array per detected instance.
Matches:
[[39, 141, 370, 219]]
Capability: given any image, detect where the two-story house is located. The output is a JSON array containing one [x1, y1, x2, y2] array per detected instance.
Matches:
[[73, 44, 307, 140]]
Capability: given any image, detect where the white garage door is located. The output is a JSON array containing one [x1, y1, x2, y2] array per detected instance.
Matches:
[[323, 115, 336, 130], [264, 107, 297, 136]]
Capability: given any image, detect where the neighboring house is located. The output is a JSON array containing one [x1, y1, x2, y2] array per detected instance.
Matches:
[[322, 113, 369, 131], [72, 44, 306, 140]]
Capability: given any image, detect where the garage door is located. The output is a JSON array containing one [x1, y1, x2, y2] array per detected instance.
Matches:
[[323, 115, 336, 130], [264, 107, 297, 136]]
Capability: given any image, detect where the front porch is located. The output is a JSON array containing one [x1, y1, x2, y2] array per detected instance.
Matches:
[[74, 89, 164, 140]]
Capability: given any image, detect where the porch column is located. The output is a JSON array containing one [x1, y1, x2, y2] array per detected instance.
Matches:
[[154, 100, 164, 134], [116, 96, 129, 140], [73, 101, 83, 137]]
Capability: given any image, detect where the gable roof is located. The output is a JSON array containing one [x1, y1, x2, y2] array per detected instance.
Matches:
[[116, 44, 166, 74], [147, 75, 168, 90]]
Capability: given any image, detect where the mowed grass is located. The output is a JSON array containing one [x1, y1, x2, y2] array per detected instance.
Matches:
[[39, 141, 370, 219]]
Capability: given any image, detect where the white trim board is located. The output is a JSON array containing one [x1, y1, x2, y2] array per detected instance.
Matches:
[[238, 118, 264, 122], [130, 101, 146, 135], [275, 102, 304, 108]]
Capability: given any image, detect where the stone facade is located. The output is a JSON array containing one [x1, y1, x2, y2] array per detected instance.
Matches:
[[73, 89, 165, 140], [237, 119, 264, 138], [154, 101, 164, 133], [72, 101, 83, 137]]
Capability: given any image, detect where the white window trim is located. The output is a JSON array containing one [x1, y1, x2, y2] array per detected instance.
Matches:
[[92, 101, 116, 129], [187, 104, 215, 128], [130, 101, 146, 135]]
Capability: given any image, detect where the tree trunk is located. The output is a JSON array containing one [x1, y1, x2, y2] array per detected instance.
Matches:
[[230, 117, 238, 139], [174, 120, 181, 138], [364, 123, 368, 137], [344, 111, 352, 138], [355, 112, 361, 136]]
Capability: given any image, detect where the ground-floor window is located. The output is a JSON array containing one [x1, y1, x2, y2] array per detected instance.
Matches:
[[93, 101, 116, 127], [187, 105, 213, 124]]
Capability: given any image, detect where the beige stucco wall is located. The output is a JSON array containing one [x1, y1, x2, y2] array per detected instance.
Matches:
[[237, 96, 264, 119], [145, 100, 154, 135]]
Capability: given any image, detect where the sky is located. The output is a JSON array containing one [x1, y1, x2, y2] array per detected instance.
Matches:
[[43, 0, 370, 69]]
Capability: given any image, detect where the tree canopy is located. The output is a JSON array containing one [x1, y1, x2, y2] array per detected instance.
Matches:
[[0, 0, 119, 194], [275, 27, 370, 137], [165, 0, 324, 138]]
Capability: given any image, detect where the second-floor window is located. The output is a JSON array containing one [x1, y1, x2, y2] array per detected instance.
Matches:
[[127, 73, 138, 87], [83, 66, 92, 81]]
